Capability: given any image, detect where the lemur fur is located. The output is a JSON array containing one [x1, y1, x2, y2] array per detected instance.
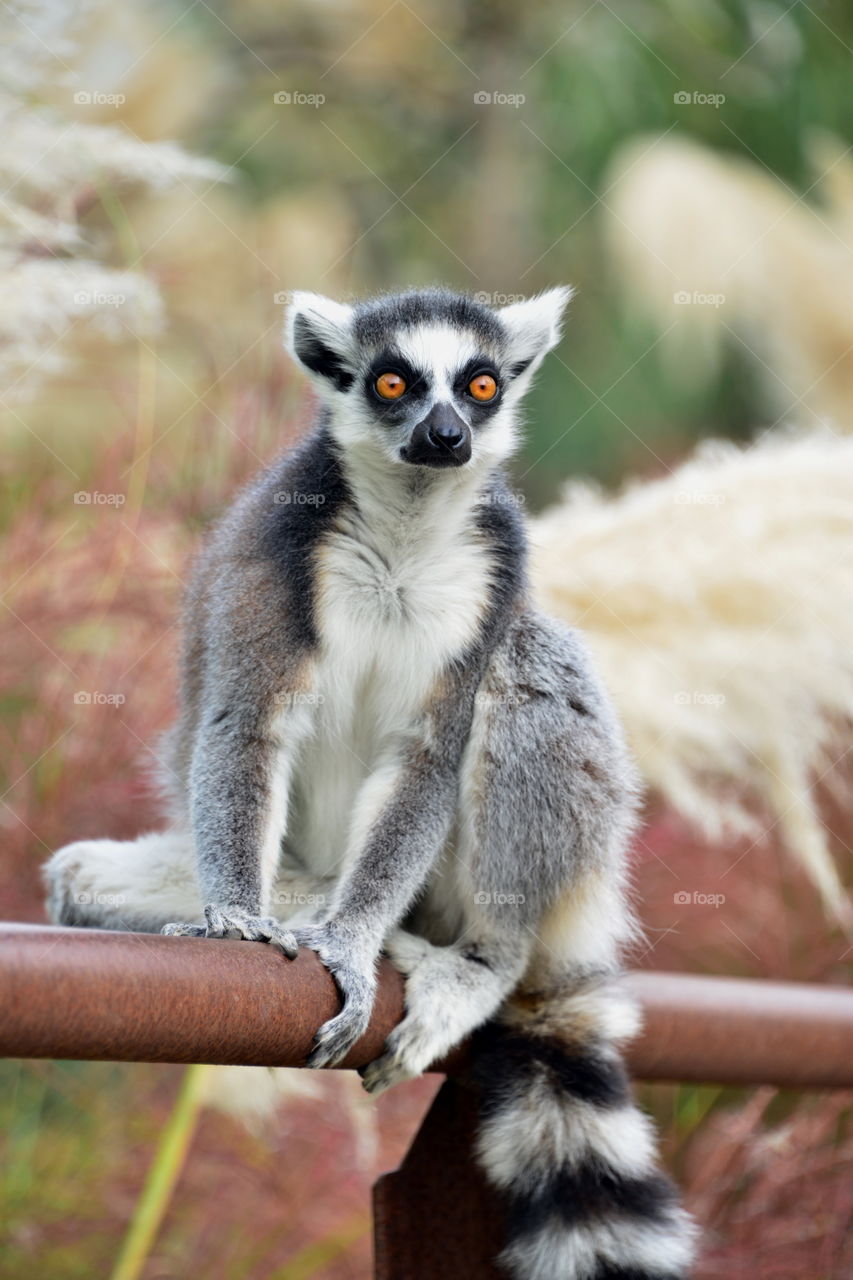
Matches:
[[45, 286, 696, 1280]]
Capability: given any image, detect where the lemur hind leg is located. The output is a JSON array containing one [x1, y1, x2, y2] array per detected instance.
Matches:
[[360, 924, 533, 1094], [45, 829, 330, 946], [44, 829, 202, 933]]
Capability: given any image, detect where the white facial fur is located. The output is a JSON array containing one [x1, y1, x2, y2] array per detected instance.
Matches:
[[284, 287, 573, 473]]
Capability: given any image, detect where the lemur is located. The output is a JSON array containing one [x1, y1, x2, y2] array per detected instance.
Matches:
[[45, 287, 696, 1280]]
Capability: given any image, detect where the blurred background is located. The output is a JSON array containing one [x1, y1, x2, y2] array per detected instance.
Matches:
[[2, 1, 852, 1276]]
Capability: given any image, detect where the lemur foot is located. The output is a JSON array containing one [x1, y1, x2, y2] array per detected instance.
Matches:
[[359, 1049, 416, 1095], [360, 934, 458, 1094], [359, 1018, 441, 1094], [291, 923, 376, 1068], [161, 904, 299, 958]]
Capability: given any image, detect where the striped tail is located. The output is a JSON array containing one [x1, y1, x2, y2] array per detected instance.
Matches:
[[471, 982, 697, 1280]]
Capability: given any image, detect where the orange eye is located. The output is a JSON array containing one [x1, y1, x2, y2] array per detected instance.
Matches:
[[469, 372, 498, 401], [375, 371, 407, 399]]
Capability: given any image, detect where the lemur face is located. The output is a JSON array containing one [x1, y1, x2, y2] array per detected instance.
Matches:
[[284, 286, 572, 472]]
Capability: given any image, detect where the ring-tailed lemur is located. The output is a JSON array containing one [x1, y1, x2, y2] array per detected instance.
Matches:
[[45, 287, 696, 1279]]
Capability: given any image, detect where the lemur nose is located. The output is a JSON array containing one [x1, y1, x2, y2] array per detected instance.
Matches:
[[429, 420, 466, 450], [404, 402, 472, 468]]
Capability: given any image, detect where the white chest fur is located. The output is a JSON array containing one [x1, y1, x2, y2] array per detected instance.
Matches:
[[284, 474, 492, 874]]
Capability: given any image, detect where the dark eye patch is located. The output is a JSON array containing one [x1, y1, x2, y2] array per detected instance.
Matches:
[[453, 356, 504, 424], [363, 348, 430, 420]]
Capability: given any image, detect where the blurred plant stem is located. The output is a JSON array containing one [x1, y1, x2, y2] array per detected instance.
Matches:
[[111, 1062, 213, 1280]]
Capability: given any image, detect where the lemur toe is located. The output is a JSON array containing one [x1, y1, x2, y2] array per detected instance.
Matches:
[[250, 916, 300, 958], [359, 1018, 436, 1094], [161, 921, 206, 937], [306, 1002, 372, 1068], [161, 907, 298, 957], [201, 905, 297, 955], [359, 1051, 416, 1095]]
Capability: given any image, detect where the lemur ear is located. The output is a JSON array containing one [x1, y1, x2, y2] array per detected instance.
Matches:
[[499, 287, 574, 371], [284, 291, 356, 391]]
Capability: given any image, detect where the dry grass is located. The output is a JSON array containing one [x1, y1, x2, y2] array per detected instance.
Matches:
[[605, 132, 853, 434], [531, 427, 853, 922]]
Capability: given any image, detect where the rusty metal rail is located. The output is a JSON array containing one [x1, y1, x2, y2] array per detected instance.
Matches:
[[2, 922, 853, 1279], [1, 923, 852, 1088]]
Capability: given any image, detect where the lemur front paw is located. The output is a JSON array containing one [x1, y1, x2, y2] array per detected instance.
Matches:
[[292, 923, 376, 1069], [161, 904, 299, 958]]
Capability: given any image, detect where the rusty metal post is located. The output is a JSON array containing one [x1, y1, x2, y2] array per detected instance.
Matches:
[[373, 1080, 504, 1280]]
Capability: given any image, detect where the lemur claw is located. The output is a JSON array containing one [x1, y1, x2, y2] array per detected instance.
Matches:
[[359, 1051, 415, 1095], [359, 1016, 435, 1094], [161, 905, 299, 958], [292, 924, 376, 1068], [161, 921, 207, 937], [305, 1004, 372, 1068]]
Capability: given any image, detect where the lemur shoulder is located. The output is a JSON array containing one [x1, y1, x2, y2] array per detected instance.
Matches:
[[46, 287, 696, 1280]]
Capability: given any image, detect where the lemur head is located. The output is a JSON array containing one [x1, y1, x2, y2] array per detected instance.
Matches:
[[284, 287, 572, 472]]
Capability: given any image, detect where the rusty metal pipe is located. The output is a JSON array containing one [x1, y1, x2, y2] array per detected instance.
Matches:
[[0, 924, 851, 1089]]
